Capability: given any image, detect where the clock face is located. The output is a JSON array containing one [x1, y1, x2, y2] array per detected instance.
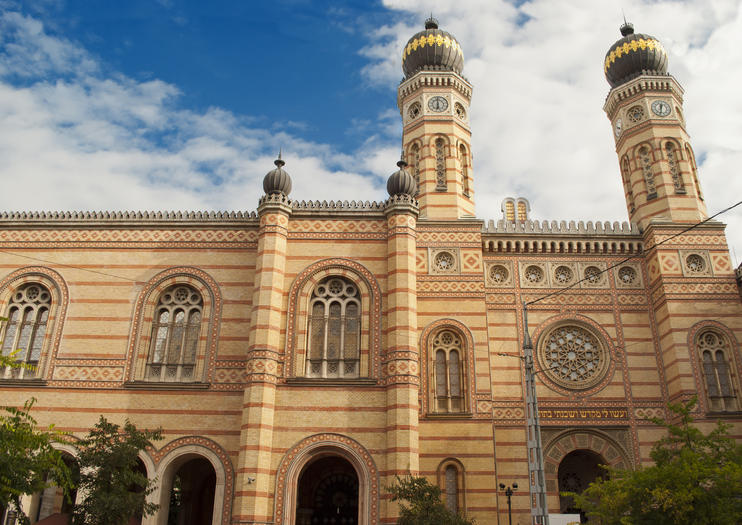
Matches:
[[428, 96, 449, 112], [651, 100, 672, 117], [614, 118, 623, 137]]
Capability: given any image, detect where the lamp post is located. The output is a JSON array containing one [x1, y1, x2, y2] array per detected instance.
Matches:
[[499, 482, 518, 525]]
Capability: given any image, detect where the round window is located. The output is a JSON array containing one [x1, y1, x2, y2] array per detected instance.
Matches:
[[538, 324, 609, 390]]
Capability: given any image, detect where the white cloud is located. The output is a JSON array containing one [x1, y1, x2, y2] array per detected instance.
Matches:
[[1, 2, 742, 265], [366, 0, 742, 263]]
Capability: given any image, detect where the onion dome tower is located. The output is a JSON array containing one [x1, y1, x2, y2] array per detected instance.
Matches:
[[398, 17, 474, 219], [602, 22, 706, 229], [387, 157, 417, 197], [604, 23, 668, 87], [262, 152, 292, 196]]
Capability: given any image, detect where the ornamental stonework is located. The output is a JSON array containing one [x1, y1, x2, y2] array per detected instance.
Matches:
[[679, 250, 713, 277]]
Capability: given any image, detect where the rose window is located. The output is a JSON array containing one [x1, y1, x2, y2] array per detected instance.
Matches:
[[524, 265, 544, 284], [554, 266, 573, 284], [434, 251, 456, 272], [627, 105, 645, 123], [539, 325, 608, 389], [686, 254, 706, 273], [584, 266, 602, 284], [489, 264, 509, 284], [617, 266, 637, 284]]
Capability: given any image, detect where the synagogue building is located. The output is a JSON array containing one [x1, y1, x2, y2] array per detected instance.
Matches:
[[1, 17, 741, 525]]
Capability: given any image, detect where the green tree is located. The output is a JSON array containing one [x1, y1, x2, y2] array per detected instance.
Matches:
[[570, 398, 742, 525], [72, 417, 162, 525], [388, 475, 475, 525], [0, 397, 73, 525]]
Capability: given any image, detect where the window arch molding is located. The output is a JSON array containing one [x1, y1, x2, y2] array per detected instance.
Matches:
[[286, 259, 382, 380], [437, 458, 467, 515], [419, 319, 475, 415], [688, 320, 740, 413], [126, 267, 221, 384], [0, 266, 68, 381], [531, 313, 617, 396]]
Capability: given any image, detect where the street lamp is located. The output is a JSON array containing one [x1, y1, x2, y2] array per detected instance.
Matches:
[[499, 482, 518, 525]]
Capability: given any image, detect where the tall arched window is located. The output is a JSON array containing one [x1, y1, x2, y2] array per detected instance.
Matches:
[[435, 138, 447, 190], [146, 285, 203, 382], [459, 144, 470, 197], [408, 143, 421, 196], [685, 144, 703, 201], [639, 146, 657, 199], [666, 142, 685, 193], [445, 465, 458, 513], [306, 277, 361, 378], [621, 156, 635, 213], [1, 283, 51, 379], [697, 330, 738, 411], [433, 330, 465, 412]]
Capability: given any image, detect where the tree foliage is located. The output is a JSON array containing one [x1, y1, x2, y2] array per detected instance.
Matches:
[[570, 398, 742, 525], [0, 398, 73, 525], [72, 416, 162, 525], [388, 475, 474, 525]]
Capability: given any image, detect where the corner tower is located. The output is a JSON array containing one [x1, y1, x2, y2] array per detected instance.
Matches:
[[603, 22, 707, 229], [398, 17, 474, 219]]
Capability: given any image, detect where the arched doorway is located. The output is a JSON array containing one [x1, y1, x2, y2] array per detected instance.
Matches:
[[166, 458, 216, 525], [296, 456, 359, 525], [558, 450, 607, 521], [33, 452, 79, 524]]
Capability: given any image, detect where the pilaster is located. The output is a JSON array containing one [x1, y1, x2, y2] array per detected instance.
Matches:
[[233, 194, 291, 525], [382, 195, 420, 519]]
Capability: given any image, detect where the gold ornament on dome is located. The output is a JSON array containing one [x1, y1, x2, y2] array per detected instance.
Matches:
[[604, 37, 665, 73]]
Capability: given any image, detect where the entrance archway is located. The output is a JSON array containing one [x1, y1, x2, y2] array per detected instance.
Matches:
[[165, 457, 216, 525], [558, 450, 607, 520], [296, 456, 359, 525]]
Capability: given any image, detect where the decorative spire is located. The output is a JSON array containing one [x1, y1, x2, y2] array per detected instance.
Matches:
[[387, 152, 416, 197], [620, 21, 634, 36], [263, 151, 292, 196], [425, 15, 439, 30]]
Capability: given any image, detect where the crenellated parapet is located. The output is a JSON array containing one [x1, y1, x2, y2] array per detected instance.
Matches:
[[482, 219, 643, 254], [0, 210, 257, 223]]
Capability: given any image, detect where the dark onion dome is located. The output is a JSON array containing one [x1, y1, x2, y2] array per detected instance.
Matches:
[[263, 153, 292, 196], [402, 17, 464, 78], [605, 22, 668, 87], [387, 158, 416, 197]]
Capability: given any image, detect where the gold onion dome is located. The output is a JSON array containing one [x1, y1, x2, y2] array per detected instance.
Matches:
[[402, 16, 464, 78], [605, 22, 668, 87], [387, 157, 416, 197], [263, 152, 292, 196]]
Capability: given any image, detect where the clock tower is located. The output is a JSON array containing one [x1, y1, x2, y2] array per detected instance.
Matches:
[[398, 18, 474, 219], [603, 22, 707, 230]]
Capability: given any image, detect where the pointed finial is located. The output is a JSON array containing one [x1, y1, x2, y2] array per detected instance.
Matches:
[[620, 18, 634, 37], [274, 149, 285, 168], [397, 150, 408, 169], [425, 15, 438, 30]]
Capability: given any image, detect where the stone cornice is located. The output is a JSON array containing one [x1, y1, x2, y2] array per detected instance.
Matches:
[[603, 74, 684, 119], [397, 70, 473, 108]]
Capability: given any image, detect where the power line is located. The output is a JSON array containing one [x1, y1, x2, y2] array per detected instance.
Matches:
[[0, 249, 141, 283], [525, 199, 742, 306]]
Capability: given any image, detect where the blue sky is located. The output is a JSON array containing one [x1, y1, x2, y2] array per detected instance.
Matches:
[[27, 0, 400, 153], [2, 0, 742, 260]]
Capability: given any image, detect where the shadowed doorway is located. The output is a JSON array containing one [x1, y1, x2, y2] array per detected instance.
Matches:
[[296, 456, 359, 525], [558, 449, 607, 522]]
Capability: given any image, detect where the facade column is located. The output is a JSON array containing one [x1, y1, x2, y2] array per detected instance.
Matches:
[[232, 193, 291, 525], [382, 194, 420, 520]]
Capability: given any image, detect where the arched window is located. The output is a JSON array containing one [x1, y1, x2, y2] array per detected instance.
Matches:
[[459, 144, 470, 197], [435, 138, 447, 190], [639, 146, 657, 199], [408, 143, 421, 196], [666, 142, 685, 193], [433, 330, 465, 412], [146, 285, 203, 382], [306, 276, 361, 378], [697, 330, 738, 412], [685, 144, 703, 201], [445, 465, 458, 513], [1, 283, 51, 379], [621, 156, 635, 213]]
